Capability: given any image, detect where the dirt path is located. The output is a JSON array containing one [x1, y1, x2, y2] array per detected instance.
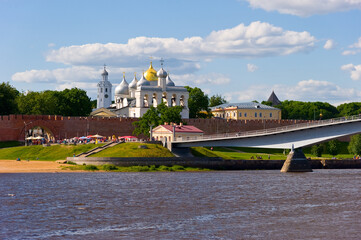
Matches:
[[0, 160, 80, 173]]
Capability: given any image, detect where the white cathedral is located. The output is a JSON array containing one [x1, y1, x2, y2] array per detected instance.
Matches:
[[92, 61, 189, 119]]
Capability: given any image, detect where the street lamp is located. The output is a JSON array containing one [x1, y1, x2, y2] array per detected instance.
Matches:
[[24, 121, 33, 146]]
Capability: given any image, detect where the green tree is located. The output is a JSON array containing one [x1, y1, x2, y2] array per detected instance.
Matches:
[[278, 100, 338, 120], [0, 82, 19, 115], [16, 88, 92, 116], [327, 139, 340, 156], [57, 88, 92, 116], [337, 102, 361, 117], [311, 144, 323, 157], [185, 86, 209, 118], [133, 103, 183, 137], [348, 134, 361, 155], [209, 94, 227, 107]]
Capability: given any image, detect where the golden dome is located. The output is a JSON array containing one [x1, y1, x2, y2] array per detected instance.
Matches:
[[144, 62, 158, 81]]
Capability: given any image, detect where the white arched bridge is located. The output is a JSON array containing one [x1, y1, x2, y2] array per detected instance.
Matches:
[[171, 115, 361, 150]]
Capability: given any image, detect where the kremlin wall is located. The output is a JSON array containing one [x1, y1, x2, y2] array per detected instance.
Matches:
[[0, 114, 311, 142]]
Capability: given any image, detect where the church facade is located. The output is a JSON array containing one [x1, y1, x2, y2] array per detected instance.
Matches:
[[92, 62, 189, 119]]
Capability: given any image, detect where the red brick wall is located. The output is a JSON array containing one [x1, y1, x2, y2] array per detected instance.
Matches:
[[0, 115, 312, 142]]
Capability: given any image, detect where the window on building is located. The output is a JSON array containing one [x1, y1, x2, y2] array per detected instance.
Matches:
[[233, 112, 236, 117], [105, 88, 108, 92], [255, 112, 257, 117], [239, 112, 242, 117], [101, 88, 103, 93], [260, 113, 262, 117], [244, 113, 247, 117], [270, 113, 272, 117]]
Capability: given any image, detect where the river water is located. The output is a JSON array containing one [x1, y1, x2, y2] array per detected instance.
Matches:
[[1, 170, 360, 240]]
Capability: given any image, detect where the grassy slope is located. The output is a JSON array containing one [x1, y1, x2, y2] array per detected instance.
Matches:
[[191, 147, 287, 160], [90, 143, 174, 157], [191, 144, 354, 160], [0, 144, 105, 161]]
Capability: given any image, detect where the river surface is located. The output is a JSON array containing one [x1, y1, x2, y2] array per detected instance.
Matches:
[[1, 170, 360, 240]]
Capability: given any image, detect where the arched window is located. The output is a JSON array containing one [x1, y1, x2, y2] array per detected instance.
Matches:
[[152, 93, 158, 107], [180, 95, 185, 107], [255, 112, 257, 117], [171, 94, 177, 106], [162, 92, 168, 105], [260, 112, 262, 117], [270, 113, 273, 117], [143, 94, 149, 107]]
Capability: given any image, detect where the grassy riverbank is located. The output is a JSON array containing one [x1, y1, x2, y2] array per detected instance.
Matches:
[[63, 164, 209, 172], [191, 144, 354, 160], [89, 142, 174, 157], [0, 144, 105, 161]]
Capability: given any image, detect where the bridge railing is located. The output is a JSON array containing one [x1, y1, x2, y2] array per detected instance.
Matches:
[[174, 114, 361, 142]]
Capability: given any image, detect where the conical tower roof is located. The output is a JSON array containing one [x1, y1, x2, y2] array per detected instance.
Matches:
[[267, 91, 281, 106]]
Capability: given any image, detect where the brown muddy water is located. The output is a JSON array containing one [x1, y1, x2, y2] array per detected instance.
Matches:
[[1, 170, 360, 239]]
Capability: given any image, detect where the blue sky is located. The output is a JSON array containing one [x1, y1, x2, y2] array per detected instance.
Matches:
[[1, 0, 361, 105]]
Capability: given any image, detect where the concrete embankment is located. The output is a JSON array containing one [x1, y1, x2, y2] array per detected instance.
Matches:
[[67, 157, 361, 170]]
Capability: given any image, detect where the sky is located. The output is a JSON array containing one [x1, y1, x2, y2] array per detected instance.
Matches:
[[1, 0, 361, 105]]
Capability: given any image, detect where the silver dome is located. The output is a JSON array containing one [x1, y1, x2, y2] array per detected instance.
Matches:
[[166, 75, 175, 86], [115, 76, 129, 95], [137, 74, 150, 87], [157, 68, 167, 78], [129, 75, 138, 89]]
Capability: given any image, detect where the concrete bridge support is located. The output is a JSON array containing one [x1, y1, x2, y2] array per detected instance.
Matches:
[[281, 148, 312, 172]]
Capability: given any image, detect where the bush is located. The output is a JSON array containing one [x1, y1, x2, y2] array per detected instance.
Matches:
[[102, 164, 118, 171], [327, 140, 340, 156], [311, 144, 323, 157], [171, 165, 185, 171], [66, 161, 77, 165], [348, 134, 361, 155], [84, 165, 98, 171]]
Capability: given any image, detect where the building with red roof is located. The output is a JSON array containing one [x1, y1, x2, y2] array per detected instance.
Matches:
[[152, 123, 204, 142]]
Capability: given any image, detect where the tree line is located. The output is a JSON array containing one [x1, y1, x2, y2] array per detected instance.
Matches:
[[0, 82, 92, 116], [2, 81, 361, 119], [262, 100, 361, 120]]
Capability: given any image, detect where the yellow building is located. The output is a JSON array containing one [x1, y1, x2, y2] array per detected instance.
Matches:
[[152, 123, 204, 142], [211, 102, 281, 120]]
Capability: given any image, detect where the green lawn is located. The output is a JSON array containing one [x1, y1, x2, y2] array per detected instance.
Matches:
[[0, 144, 105, 161], [90, 143, 174, 157]]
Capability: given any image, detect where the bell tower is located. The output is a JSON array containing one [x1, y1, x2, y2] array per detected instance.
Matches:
[[97, 65, 112, 109]]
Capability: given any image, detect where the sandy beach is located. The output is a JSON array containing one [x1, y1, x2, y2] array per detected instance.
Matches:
[[0, 160, 76, 173]]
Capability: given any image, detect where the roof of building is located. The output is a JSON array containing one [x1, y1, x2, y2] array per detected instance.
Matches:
[[211, 102, 280, 111], [154, 124, 204, 133], [267, 91, 281, 106]]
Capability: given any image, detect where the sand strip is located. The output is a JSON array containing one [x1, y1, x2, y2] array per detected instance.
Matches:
[[0, 160, 80, 173]]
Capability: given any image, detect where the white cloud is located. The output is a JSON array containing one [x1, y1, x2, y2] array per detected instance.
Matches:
[[225, 79, 361, 104], [12, 66, 99, 83], [46, 21, 316, 67], [245, 0, 361, 17], [247, 63, 258, 72], [350, 37, 361, 48], [172, 73, 231, 86], [48, 43, 56, 48], [342, 50, 358, 56], [341, 63, 361, 80], [342, 37, 361, 55], [323, 39, 335, 50]]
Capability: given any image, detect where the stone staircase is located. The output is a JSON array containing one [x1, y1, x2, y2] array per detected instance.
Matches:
[[76, 142, 121, 157]]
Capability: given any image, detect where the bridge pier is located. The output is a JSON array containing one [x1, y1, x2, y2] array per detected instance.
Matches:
[[281, 147, 312, 172]]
